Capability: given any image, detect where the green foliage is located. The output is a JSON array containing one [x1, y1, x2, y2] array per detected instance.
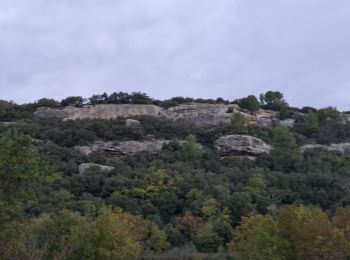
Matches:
[[238, 95, 260, 113], [260, 91, 285, 106], [229, 214, 281, 260], [304, 110, 319, 134], [245, 173, 266, 197], [271, 126, 302, 171], [230, 113, 247, 134], [194, 223, 222, 253], [4, 210, 84, 259], [35, 98, 60, 108], [180, 134, 204, 161], [0, 130, 58, 224], [317, 106, 341, 122], [61, 96, 85, 107], [3, 92, 350, 256], [229, 206, 350, 260], [279, 103, 290, 120], [69, 208, 142, 259]]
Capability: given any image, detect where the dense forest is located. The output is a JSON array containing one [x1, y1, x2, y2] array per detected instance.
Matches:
[[1, 91, 350, 259]]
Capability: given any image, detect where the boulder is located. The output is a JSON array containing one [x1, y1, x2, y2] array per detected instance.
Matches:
[[78, 163, 115, 175], [125, 119, 141, 128], [214, 135, 272, 156]]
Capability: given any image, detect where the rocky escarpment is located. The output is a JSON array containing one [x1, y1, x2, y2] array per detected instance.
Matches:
[[257, 118, 295, 128], [300, 143, 350, 156], [34, 103, 281, 127], [214, 135, 272, 156], [165, 103, 239, 126], [75, 140, 178, 157], [78, 163, 115, 175], [35, 104, 165, 121]]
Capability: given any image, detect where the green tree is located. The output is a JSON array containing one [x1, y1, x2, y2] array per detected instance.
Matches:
[[129, 92, 153, 104], [69, 208, 142, 259], [35, 98, 60, 108], [229, 206, 350, 260], [238, 95, 260, 113], [228, 214, 281, 260], [0, 130, 57, 224], [61, 96, 85, 107], [260, 91, 285, 106], [0, 130, 59, 257], [279, 103, 290, 120], [304, 110, 319, 134], [194, 223, 222, 253], [317, 107, 341, 122], [229, 192, 254, 224], [88, 93, 108, 105], [230, 113, 247, 134], [4, 210, 85, 259], [271, 126, 302, 171], [245, 173, 267, 198], [277, 206, 333, 260], [180, 135, 204, 161]]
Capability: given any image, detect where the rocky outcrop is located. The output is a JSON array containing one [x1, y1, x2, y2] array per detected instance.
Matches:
[[75, 140, 176, 157], [35, 104, 165, 121], [78, 163, 115, 175], [214, 135, 272, 156], [300, 143, 350, 156], [34, 103, 280, 127], [279, 119, 296, 128], [35, 107, 69, 119], [125, 119, 141, 128], [256, 118, 295, 128], [165, 103, 239, 126]]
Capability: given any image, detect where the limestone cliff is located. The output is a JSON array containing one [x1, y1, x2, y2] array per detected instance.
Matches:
[[300, 143, 350, 156], [35, 104, 165, 120], [34, 103, 280, 127], [75, 140, 179, 157]]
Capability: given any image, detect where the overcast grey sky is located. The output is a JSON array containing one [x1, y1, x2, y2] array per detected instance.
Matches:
[[1, 0, 350, 109]]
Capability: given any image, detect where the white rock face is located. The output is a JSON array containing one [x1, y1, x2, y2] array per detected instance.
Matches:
[[165, 103, 239, 126], [125, 119, 141, 127], [75, 140, 175, 156], [214, 135, 272, 156], [78, 163, 115, 175], [35, 104, 165, 121], [300, 143, 350, 156], [256, 118, 295, 128], [34, 103, 279, 127], [279, 119, 296, 128]]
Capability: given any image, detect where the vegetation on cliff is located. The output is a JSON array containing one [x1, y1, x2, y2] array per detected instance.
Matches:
[[1, 91, 350, 259]]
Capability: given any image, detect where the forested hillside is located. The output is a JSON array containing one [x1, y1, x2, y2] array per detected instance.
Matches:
[[1, 91, 350, 259]]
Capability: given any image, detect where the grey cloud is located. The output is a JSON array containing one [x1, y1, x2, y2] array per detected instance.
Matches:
[[1, 0, 350, 110]]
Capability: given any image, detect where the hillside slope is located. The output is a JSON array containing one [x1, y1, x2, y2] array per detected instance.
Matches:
[[1, 91, 350, 258]]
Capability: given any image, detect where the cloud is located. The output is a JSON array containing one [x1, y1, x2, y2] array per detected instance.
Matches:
[[0, 0, 350, 110]]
